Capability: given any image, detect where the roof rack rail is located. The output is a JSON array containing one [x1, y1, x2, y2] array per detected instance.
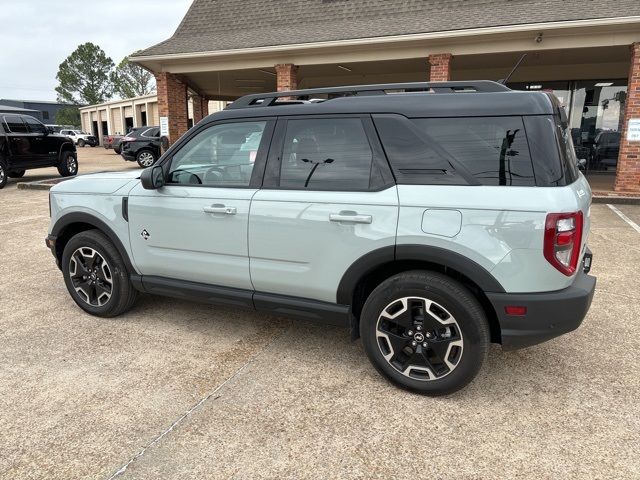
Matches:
[[227, 81, 510, 109]]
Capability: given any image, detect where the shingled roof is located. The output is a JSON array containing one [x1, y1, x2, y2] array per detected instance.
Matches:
[[134, 0, 640, 57]]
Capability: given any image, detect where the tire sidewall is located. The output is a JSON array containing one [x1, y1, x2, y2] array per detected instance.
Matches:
[[360, 272, 489, 395], [136, 150, 156, 168], [58, 152, 78, 177], [61, 232, 127, 316], [0, 159, 7, 188], [78, 139, 85, 147]]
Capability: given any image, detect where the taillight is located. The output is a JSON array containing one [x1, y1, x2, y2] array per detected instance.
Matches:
[[544, 211, 583, 276]]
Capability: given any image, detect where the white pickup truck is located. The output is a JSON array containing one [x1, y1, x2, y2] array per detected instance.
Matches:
[[59, 129, 98, 147]]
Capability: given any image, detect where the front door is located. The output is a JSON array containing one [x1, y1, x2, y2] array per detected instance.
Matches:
[[249, 116, 399, 304], [23, 116, 56, 164], [128, 119, 274, 290]]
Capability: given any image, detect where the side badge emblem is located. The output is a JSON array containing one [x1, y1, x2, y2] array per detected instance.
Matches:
[[141, 229, 150, 240]]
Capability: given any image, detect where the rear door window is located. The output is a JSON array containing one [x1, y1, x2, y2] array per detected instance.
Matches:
[[3, 116, 28, 134], [277, 118, 378, 190]]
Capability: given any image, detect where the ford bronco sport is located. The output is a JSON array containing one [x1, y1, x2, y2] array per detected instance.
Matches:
[[0, 114, 78, 189], [46, 81, 596, 395]]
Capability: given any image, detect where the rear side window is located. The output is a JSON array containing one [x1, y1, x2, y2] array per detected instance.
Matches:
[[3, 116, 28, 133], [279, 118, 376, 190], [378, 115, 536, 186]]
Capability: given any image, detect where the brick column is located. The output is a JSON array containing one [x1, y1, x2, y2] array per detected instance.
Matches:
[[192, 94, 204, 124], [202, 98, 209, 117], [428, 53, 453, 82], [615, 43, 640, 193], [155, 72, 188, 145], [275, 64, 298, 92]]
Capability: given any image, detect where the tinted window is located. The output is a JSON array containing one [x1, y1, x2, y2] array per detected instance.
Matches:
[[23, 116, 48, 134], [3, 116, 28, 133], [168, 121, 266, 187], [279, 118, 374, 190]]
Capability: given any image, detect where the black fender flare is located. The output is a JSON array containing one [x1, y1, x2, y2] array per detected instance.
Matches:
[[336, 244, 505, 305], [51, 212, 136, 274], [58, 141, 76, 162]]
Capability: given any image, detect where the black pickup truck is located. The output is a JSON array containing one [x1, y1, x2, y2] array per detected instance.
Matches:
[[0, 114, 78, 189]]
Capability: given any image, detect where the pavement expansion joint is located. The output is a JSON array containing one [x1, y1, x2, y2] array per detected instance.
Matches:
[[105, 326, 290, 480]]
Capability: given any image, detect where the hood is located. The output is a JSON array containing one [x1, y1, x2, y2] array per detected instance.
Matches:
[[51, 170, 141, 195]]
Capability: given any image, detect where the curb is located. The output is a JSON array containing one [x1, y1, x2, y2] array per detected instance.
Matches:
[[593, 195, 640, 205], [17, 178, 71, 191]]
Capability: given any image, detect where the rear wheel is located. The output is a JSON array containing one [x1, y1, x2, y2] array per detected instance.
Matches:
[[360, 270, 489, 396], [8, 169, 25, 178], [0, 159, 7, 189], [136, 150, 157, 168], [114, 146, 121, 154], [77, 139, 85, 147], [62, 230, 137, 317], [57, 151, 78, 177]]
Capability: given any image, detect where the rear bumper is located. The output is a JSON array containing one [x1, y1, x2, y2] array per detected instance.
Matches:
[[487, 267, 596, 350], [121, 151, 136, 161]]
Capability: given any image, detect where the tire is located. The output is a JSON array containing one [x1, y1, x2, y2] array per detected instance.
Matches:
[[114, 146, 121, 154], [8, 169, 25, 178], [57, 151, 78, 177], [360, 270, 489, 396], [136, 149, 157, 168], [0, 159, 7, 189], [77, 139, 85, 147], [61, 229, 137, 317], [90, 144, 96, 148]]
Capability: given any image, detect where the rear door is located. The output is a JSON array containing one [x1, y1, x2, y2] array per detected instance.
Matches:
[[2, 115, 35, 168], [248, 115, 398, 304]]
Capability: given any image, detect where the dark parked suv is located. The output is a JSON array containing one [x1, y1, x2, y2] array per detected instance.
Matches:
[[0, 114, 78, 189], [120, 126, 160, 167]]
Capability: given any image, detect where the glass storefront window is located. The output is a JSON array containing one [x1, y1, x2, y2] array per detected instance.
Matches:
[[569, 80, 627, 173], [509, 79, 627, 176]]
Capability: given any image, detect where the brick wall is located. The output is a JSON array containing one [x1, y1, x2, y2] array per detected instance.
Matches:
[[155, 72, 188, 145], [615, 43, 640, 193], [275, 64, 298, 92], [428, 53, 453, 82]]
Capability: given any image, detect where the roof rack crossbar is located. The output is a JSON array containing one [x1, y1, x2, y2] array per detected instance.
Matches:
[[227, 81, 510, 109]]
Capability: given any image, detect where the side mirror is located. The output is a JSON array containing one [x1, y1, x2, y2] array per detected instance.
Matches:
[[577, 158, 587, 171], [140, 165, 165, 190]]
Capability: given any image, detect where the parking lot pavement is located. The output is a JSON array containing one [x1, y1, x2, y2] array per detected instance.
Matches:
[[1, 147, 138, 191], [0, 177, 638, 478]]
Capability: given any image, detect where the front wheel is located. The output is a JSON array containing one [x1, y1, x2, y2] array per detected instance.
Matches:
[[61, 230, 137, 317], [57, 151, 78, 177], [136, 150, 157, 168], [77, 139, 85, 147], [0, 159, 7, 189], [360, 271, 489, 396], [8, 169, 25, 178]]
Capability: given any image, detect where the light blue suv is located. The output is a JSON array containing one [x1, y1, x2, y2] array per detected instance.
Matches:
[[46, 82, 596, 395]]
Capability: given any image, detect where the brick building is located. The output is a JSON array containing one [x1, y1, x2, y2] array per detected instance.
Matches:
[[130, 1, 640, 192]]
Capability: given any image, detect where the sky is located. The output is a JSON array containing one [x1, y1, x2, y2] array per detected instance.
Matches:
[[0, 0, 194, 102]]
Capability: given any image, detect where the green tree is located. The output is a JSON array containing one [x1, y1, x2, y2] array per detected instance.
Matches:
[[111, 58, 155, 99], [55, 106, 81, 127], [55, 42, 114, 105]]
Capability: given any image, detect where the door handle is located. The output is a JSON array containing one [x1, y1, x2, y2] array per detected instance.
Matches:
[[203, 204, 237, 215], [329, 211, 372, 224]]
